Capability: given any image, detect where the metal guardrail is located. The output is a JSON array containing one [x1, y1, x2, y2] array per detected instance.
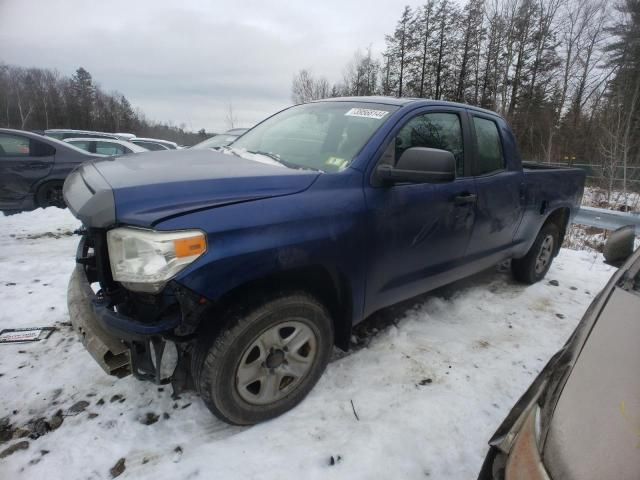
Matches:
[[574, 206, 640, 235]]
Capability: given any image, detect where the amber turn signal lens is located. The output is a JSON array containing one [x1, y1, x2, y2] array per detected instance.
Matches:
[[174, 235, 206, 258]]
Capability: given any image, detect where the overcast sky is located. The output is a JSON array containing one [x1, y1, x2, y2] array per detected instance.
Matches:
[[0, 0, 410, 132]]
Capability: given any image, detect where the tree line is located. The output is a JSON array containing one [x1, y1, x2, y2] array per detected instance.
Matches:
[[0, 65, 210, 145], [292, 0, 640, 195]]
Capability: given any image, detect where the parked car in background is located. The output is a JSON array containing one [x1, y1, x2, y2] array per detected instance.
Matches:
[[64, 138, 148, 155], [0, 128, 100, 211], [44, 129, 119, 140], [114, 133, 136, 141], [65, 97, 585, 426], [191, 128, 249, 150], [130, 137, 179, 151], [478, 228, 640, 480]]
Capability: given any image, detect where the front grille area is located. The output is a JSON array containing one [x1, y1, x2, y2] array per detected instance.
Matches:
[[77, 228, 126, 304], [77, 228, 183, 325]]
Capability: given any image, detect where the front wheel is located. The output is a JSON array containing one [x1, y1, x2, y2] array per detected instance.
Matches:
[[511, 223, 560, 284], [193, 293, 334, 425]]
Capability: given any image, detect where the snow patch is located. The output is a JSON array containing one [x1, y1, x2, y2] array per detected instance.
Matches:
[[0, 208, 614, 479]]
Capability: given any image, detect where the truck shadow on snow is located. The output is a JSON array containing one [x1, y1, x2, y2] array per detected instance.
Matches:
[[338, 262, 514, 359]]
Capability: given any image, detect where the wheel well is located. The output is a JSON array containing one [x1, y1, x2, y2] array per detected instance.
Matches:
[[35, 179, 64, 205], [200, 266, 353, 351], [544, 207, 570, 254]]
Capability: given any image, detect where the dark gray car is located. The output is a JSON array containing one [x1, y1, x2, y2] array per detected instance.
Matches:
[[0, 128, 101, 212]]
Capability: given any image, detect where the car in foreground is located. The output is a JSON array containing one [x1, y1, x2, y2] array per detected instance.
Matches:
[[130, 137, 179, 151], [44, 129, 120, 140], [64, 138, 148, 155], [191, 128, 249, 150], [64, 97, 585, 425], [0, 128, 101, 211], [478, 227, 639, 480]]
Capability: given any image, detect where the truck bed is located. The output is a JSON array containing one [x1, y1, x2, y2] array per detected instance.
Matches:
[[514, 163, 586, 254]]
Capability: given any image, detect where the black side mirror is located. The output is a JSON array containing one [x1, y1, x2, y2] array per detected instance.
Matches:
[[375, 147, 456, 185], [603, 225, 635, 267]]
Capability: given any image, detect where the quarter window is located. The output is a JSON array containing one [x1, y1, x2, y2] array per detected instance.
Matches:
[[394, 113, 464, 176], [31, 140, 55, 157], [473, 117, 504, 174]]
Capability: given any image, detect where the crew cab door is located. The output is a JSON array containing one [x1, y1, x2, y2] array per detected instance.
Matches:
[[363, 108, 477, 317], [0, 132, 54, 207], [465, 113, 524, 261]]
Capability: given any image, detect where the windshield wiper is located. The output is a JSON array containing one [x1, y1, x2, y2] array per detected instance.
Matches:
[[248, 150, 320, 172], [221, 145, 242, 157]]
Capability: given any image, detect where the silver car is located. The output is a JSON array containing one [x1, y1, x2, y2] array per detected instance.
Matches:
[[63, 138, 148, 155], [478, 227, 640, 480], [191, 128, 249, 150]]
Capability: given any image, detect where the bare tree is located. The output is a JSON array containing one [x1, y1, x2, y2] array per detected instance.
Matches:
[[9, 68, 34, 129], [225, 101, 238, 130], [291, 69, 330, 103]]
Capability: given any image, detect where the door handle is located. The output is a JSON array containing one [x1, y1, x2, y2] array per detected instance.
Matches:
[[28, 162, 49, 169], [454, 193, 477, 205]]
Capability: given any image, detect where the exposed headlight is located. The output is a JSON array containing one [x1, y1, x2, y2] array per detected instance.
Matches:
[[106, 227, 207, 293]]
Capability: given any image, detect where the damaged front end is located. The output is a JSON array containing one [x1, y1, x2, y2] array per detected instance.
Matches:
[[67, 230, 208, 393]]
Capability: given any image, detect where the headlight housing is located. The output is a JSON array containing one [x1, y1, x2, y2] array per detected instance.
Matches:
[[106, 227, 207, 293]]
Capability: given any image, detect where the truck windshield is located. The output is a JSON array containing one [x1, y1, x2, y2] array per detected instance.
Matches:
[[230, 102, 398, 172]]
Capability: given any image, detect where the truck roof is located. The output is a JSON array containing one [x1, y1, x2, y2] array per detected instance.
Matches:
[[314, 96, 502, 118]]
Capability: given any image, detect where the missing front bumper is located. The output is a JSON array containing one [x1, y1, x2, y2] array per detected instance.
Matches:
[[67, 265, 131, 377], [67, 264, 188, 385]]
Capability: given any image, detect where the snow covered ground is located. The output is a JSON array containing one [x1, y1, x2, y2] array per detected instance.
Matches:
[[0, 207, 615, 480]]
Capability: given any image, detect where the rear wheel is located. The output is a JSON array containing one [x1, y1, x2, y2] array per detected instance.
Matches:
[[192, 293, 334, 425], [36, 181, 65, 208], [511, 223, 560, 284]]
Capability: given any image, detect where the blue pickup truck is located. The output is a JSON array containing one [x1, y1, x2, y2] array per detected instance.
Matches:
[[64, 97, 585, 425]]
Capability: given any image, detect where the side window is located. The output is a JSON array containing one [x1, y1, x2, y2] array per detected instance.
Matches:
[[0, 133, 31, 157], [96, 142, 125, 155], [135, 141, 165, 151], [395, 112, 464, 176], [46, 132, 65, 140], [70, 140, 91, 152], [473, 117, 504, 174]]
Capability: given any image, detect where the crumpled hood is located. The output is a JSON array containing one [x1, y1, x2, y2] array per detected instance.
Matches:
[[64, 149, 320, 228]]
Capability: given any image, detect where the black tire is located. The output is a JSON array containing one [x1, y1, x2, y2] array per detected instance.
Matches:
[[192, 293, 334, 425], [511, 223, 560, 284], [36, 181, 65, 208]]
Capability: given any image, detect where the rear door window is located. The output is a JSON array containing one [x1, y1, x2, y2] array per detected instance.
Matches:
[[0, 133, 31, 156], [69, 140, 91, 152], [473, 116, 504, 175]]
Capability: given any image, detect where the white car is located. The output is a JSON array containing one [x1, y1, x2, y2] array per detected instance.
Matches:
[[63, 138, 148, 155], [130, 137, 180, 151]]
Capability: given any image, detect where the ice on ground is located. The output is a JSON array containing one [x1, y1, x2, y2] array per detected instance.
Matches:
[[0, 207, 614, 479]]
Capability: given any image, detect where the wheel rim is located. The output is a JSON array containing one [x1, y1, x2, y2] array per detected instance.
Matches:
[[535, 234, 554, 274], [235, 320, 318, 406], [46, 186, 64, 207]]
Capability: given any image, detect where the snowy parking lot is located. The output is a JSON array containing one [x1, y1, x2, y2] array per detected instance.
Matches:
[[0, 207, 614, 480]]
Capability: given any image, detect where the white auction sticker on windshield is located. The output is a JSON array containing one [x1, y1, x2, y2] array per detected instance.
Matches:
[[345, 108, 389, 119]]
